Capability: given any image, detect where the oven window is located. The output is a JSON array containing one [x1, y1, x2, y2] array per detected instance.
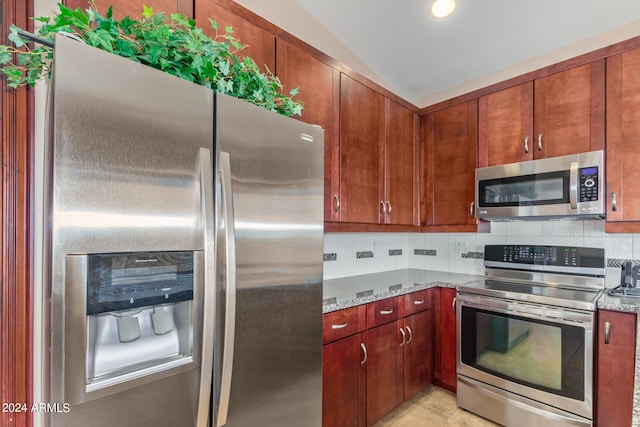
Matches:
[[478, 170, 569, 207], [460, 306, 584, 400]]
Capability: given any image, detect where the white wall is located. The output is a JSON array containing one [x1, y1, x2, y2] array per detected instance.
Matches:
[[324, 219, 635, 288]]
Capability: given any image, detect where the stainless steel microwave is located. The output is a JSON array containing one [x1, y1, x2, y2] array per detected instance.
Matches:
[[475, 150, 604, 220]]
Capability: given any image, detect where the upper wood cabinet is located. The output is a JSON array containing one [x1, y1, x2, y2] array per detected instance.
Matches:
[[339, 75, 385, 224], [196, 1, 275, 74], [275, 40, 340, 223], [606, 47, 640, 232], [383, 100, 420, 226], [65, 0, 193, 19], [478, 82, 533, 166], [421, 101, 483, 232], [337, 75, 418, 227], [478, 61, 605, 167]]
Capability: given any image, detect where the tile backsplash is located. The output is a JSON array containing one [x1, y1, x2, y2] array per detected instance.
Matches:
[[323, 219, 640, 288]]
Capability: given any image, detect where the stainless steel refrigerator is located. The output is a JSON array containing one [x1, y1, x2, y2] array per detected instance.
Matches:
[[41, 35, 323, 427]]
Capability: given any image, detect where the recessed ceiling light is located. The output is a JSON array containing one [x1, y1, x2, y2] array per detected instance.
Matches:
[[432, 0, 456, 18]]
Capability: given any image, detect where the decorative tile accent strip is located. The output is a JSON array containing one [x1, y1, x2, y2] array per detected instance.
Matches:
[[608, 258, 640, 268], [389, 249, 403, 256], [356, 289, 374, 298], [414, 249, 437, 256], [461, 251, 484, 259], [322, 297, 337, 306], [389, 283, 402, 292], [356, 251, 374, 259], [323, 253, 337, 262]]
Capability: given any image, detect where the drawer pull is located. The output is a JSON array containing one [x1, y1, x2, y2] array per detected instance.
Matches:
[[399, 327, 406, 347], [380, 309, 394, 315], [413, 300, 425, 305], [331, 321, 349, 330], [360, 343, 367, 365]]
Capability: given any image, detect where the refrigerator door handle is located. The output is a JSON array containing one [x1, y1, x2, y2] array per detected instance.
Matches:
[[217, 151, 237, 427], [197, 148, 216, 427]]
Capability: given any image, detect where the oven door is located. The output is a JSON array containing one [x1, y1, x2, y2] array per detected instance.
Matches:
[[457, 293, 594, 419]]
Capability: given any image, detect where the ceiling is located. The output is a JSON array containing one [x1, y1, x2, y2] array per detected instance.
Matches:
[[234, 0, 640, 109]]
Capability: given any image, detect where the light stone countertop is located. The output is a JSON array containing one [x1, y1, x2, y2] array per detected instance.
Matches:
[[322, 268, 481, 313]]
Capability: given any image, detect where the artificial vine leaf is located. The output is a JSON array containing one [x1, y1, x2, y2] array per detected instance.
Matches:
[[0, 3, 303, 117]]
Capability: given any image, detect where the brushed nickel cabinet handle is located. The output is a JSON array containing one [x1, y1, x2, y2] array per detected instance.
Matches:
[[361, 343, 367, 365], [604, 321, 611, 345], [380, 309, 393, 315], [469, 201, 475, 218], [333, 194, 340, 213], [399, 327, 406, 347], [406, 325, 413, 344], [380, 200, 386, 216], [386, 201, 392, 216], [413, 299, 425, 305], [452, 297, 457, 314], [524, 136, 529, 154], [612, 192, 617, 212], [537, 133, 543, 151], [331, 321, 349, 330]]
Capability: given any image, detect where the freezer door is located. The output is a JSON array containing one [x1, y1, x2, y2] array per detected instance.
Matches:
[[213, 93, 324, 427], [45, 36, 215, 427]]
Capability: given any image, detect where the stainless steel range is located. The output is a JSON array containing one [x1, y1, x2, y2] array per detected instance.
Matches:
[[457, 245, 605, 427]]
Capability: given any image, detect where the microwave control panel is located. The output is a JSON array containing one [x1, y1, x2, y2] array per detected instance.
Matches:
[[579, 166, 599, 202]]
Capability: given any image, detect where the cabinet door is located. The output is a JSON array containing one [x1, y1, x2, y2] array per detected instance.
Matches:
[[276, 40, 340, 222], [196, 1, 275, 74], [383, 99, 419, 226], [478, 82, 533, 167], [421, 101, 479, 231], [403, 310, 432, 400], [65, 0, 193, 19], [534, 61, 605, 159], [606, 48, 640, 231], [596, 310, 636, 427], [366, 320, 404, 426], [323, 333, 367, 427], [340, 75, 385, 224], [434, 287, 457, 392]]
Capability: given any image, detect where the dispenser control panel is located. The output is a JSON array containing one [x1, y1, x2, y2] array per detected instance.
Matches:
[[87, 251, 194, 315]]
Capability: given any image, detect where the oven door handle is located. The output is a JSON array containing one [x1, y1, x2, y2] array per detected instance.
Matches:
[[458, 296, 592, 327]]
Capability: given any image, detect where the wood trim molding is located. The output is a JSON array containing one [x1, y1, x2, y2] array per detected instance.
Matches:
[[1, 0, 35, 425]]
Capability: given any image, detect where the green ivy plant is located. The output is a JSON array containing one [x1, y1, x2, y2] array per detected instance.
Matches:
[[0, 2, 303, 117]]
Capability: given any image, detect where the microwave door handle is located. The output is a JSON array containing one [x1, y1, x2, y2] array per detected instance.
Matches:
[[569, 161, 579, 209]]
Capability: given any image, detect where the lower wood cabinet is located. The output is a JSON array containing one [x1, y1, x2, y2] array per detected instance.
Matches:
[[323, 289, 434, 426], [403, 310, 432, 400], [433, 287, 457, 392], [596, 309, 637, 427], [366, 320, 404, 425], [322, 333, 367, 427]]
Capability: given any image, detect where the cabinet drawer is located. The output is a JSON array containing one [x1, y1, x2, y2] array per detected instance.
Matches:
[[403, 289, 430, 316], [323, 305, 366, 344], [367, 296, 401, 328]]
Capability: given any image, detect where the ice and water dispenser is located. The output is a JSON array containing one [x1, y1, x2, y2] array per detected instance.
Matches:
[[79, 251, 197, 395]]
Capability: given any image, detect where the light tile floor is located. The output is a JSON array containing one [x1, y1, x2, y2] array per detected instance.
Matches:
[[373, 386, 500, 427]]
